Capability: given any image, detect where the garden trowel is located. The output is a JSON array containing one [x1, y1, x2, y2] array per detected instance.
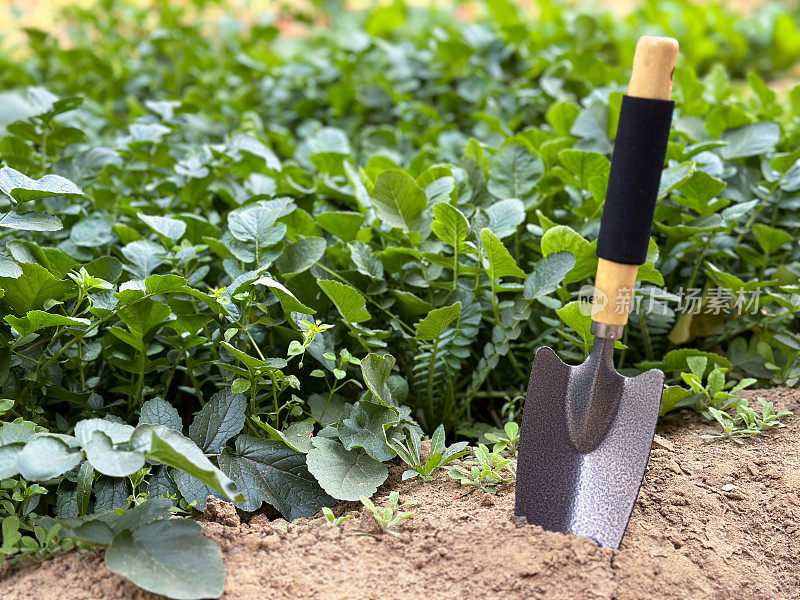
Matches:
[[515, 36, 678, 549]]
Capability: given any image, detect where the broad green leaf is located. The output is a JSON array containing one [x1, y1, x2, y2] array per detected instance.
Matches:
[[105, 519, 224, 600], [360, 353, 396, 406], [84, 431, 145, 477], [228, 202, 288, 246], [415, 302, 461, 341], [219, 435, 334, 518], [74, 419, 135, 447], [752, 223, 792, 255], [557, 149, 610, 186], [371, 170, 427, 232], [318, 279, 370, 323], [16, 435, 83, 481], [523, 252, 576, 299], [431, 203, 469, 247], [276, 236, 326, 274], [188, 389, 247, 453], [0, 211, 62, 232], [117, 297, 171, 340], [480, 228, 525, 280], [349, 241, 383, 279], [138, 213, 186, 243], [0, 262, 72, 315], [720, 122, 781, 159], [254, 276, 316, 315], [540, 225, 595, 283], [305, 436, 388, 501], [337, 401, 399, 462], [556, 301, 594, 355], [131, 424, 243, 503], [0, 445, 23, 479], [486, 198, 525, 238], [487, 145, 543, 199], [5, 311, 89, 338], [139, 397, 182, 431], [316, 211, 364, 242], [0, 166, 83, 202]]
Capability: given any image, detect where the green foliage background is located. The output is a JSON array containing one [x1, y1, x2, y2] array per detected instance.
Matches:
[[0, 1, 799, 589]]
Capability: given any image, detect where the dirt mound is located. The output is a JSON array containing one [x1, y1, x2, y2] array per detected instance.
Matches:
[[2, 387, 799, 600]]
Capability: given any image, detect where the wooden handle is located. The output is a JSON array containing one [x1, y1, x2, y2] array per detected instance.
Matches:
[[592, 36, 678, 329], [627, 36, 679, 100]]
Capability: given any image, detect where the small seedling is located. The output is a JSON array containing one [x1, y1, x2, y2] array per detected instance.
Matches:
[[448, 443, 517, 493], [680, 356, 757, 412], [483, 422, 520, 457], [359, 491, 417, 536], [703, 397, 792, 443], [320, 506, 353, 528], [390, 424, 469, 481]]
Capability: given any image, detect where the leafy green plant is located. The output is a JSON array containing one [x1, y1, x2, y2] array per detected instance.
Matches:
[[390, 424, 469, 481], [678, 356, 758, 412], [319, 506, 353, 528], [704, 398, 793, 442], [483, 422, 521, 457], [448, 443, 517, 493], [359, 491, 418, 537], [0, 0, 797, 596]]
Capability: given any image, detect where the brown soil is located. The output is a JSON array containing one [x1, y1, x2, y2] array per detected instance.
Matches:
[[2, 387, 799, 600]]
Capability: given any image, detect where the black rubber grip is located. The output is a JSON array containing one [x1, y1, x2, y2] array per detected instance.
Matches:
[[596, 95, 674, 265]]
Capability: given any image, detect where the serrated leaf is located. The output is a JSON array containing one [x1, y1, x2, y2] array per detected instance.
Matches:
[[318, 279, 370, 323], [188, 389, 247, 453], [305, 436, 388, 501], [431, 203, 469, 247], [415, 302, 461, 341], [139, 397, 182, 431], [5, 311, 90, 338], [131, 424, 243, 503], [219, 435, 334, 519], [371, 170, 427, 232], [556, 300, 594, 355], [337, 401, 399, 461], [0, 262, 72, 315], [480, 228, 525, 280]]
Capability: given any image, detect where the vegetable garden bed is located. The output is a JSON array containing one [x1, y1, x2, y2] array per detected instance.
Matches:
[[2, 387, 797, 600]]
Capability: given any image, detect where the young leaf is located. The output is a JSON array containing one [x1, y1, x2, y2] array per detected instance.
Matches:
[[317, 279, 370, 323], [415, 302, 461, 341], [480, 228, 525, 280], [371, 170, 427, 232]]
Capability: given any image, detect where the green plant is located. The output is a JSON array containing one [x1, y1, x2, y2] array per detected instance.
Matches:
[[359, 491, 418, 536], [483, 422, 520, 457], [678, 356, 758, 412], [319, 506, 353, 528], [390, 424, 469, 481], [704, 398, 793, 442], [0, 0, 798, 596], [448, 443, 517, 493]]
